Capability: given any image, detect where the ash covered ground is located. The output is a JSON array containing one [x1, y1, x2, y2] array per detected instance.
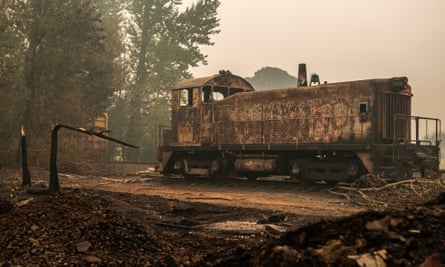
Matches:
[[1, 167, 444, 266]]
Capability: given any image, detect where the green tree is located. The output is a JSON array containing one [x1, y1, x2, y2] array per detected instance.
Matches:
[[0, 0, 28, 153], [246, 66, 297, 90], [9, 0, 124, 150], [111, 0, 220, 161]]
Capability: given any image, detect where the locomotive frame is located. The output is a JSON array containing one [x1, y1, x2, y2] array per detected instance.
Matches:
[[158, 68, 441, 182]]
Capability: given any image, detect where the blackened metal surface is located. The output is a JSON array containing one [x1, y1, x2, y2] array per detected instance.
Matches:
[[168, 76, 414, 148], [215, 81, 376, 145]]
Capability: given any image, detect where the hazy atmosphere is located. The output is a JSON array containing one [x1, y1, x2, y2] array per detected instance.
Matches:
[[2, 1, 445, 265], [184, 0, 445, 122]]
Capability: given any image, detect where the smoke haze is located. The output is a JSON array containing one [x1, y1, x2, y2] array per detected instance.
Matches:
[[183, 0, 445, 121]]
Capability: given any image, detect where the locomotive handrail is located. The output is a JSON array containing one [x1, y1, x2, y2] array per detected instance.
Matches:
[[407, 140, 432, 146], [391, 114, 441, 163], [392, 114, 441, 146]]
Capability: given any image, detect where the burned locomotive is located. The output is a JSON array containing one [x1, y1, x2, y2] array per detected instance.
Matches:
[[158, 65, 441, 182]]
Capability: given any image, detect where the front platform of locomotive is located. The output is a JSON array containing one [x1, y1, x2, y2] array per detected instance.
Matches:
[[370, 77, 442, 179]]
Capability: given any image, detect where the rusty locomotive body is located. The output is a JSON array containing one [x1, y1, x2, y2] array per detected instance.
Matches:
[[158, 68, 441, 182]]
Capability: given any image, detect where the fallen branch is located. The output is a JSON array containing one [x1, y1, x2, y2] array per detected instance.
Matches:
[[155, 222, 202, 230], [359, 179, 442, 193], [329, 177, 445, 209], [327, 188, 352, 201], [357, 191, 388, 206], [409, 181, 423, 199]]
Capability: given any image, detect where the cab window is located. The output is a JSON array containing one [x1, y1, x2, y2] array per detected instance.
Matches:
[[201, 86, 246, 103], [202, 86, 212, 103], [179, 88, 193, 106], [359, 102, 368, 114], [229, 88, 245, 95], [213, 86, 228, 101]]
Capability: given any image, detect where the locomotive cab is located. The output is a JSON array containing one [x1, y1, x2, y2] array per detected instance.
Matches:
[[170, 71, 254, 146], [158, 72, 254, 176]]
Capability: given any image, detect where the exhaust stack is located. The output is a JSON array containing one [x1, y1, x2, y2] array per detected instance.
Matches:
[[298, 63, 307, 87]]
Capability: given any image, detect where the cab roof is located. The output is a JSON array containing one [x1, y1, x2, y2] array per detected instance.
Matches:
[[173, 71, 254, 92]]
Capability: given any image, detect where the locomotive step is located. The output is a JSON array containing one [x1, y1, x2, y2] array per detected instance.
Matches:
[[377, 166, 396, 170], [383, 155, 414, 160]]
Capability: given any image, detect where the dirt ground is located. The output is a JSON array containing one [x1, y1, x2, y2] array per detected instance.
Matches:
[[1, 167, 445, 266]]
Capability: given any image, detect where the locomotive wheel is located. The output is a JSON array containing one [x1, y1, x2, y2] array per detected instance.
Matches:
[[209, 159, 226, 178], [180, 159, 194, 179], [288, 162, 301, 180], [183, 172, 195, 179], [246, 174, 258, 181]]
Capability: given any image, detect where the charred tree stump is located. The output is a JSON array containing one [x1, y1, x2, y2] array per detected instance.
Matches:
[[49, 125, 61, 193], [21, 126, 31, 186]]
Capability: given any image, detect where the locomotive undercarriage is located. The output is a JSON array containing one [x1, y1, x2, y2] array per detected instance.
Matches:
[[287, 152, 366, 183], [160, 142, 440, 182], [161, 148, 369, 182]]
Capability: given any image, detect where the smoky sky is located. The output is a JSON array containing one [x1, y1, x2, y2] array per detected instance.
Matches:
[[182, 0, 445, 121]]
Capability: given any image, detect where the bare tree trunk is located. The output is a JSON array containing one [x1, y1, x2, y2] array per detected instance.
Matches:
[[22, 0, 45, 148], [125, 0, 153, 161]]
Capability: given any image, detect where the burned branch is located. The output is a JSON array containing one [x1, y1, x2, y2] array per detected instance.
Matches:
[[329, 176, 445, 209], [27, 123, 138, 194]]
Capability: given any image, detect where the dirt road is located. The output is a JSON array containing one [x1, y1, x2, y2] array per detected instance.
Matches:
[[60, 172, 364, 217]]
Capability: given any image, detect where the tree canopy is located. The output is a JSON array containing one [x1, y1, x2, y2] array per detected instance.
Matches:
[[246, 66, 297, 90], [109, 0, 220, 161], [0, 0, 124, 154], [0, 0, 221, 163]]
